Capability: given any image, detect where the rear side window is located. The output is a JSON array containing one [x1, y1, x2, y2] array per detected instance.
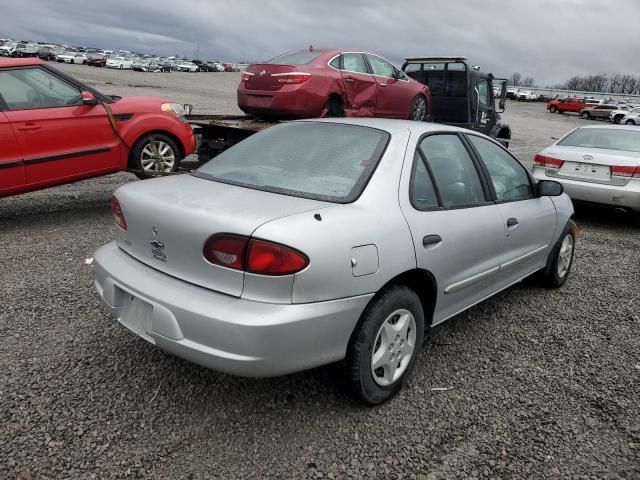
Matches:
[[0, 67, 81, 110], [410, 151, 439, 210], [195, 122, 389, 203], [467, 135, 533, 201], [419, 134, 486, 208], [342, 53, 369, 74], [267, 51, 323, 65]]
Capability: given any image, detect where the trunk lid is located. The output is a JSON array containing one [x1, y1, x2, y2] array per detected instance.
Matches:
[[244, 64, 298, 91], [543, 145, 640, 185], [114, 174, 328, 297]]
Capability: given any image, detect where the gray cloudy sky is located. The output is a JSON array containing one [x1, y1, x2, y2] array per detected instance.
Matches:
[[3, 0, 640, 85]]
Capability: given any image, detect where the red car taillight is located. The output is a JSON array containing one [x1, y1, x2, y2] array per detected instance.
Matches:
[[610, 165, 640, 178], [241, 72, 254, 82], [271, 72, 312, 84], [203, 234, 308, 276], [110, 196, 127, 230], [534, 154, 564, 169]]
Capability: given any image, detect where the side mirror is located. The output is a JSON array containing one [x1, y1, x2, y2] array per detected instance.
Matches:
[[81, 91, 98, 106], [537, 180, 563, 197], [498, 99, 505, 111], [183, 104, 193, 115]]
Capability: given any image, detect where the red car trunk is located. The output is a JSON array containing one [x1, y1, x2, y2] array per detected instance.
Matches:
[[244, 64, 300, 91]]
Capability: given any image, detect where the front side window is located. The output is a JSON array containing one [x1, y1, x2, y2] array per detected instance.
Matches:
[[0, 67, 82, 110], [419, 134, 486, 207], [365, 54, 396, 78], [342, 53, 369, 74], [478, 79, 489, 107], [195, 122, 389, 203], [467, 135, 533, 201]]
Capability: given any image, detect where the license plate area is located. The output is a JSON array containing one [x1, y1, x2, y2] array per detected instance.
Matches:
[[118, 293, 155, 344], [560, 162, 611, 182]]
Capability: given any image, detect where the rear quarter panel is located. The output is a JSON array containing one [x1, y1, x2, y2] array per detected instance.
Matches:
[[251, 129, 417, 303]]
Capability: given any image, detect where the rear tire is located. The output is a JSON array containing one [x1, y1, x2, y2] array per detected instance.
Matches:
[[323, 96, 344, 117], [341, 285, 424, 405], [409, 95, 428, 121], [537, 222, 575, 289], [626, 119, 636, 125], [131, 133, 182, 179]]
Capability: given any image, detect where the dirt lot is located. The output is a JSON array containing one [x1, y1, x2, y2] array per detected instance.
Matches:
[[1, 63, 639, 480]]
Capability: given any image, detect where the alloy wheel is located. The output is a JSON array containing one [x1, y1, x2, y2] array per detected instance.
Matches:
[[370, 309, 416, 386], [411, 97, 426, 121], [557, 234, 574, 278], [140, 140, 176, 173]]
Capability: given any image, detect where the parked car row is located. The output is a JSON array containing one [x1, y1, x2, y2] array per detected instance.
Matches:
[[546, 96, 640, 125], [0, 38, 246, 73]]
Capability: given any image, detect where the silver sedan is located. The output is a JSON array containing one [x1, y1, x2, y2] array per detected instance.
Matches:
[[532, 125, 640, 213], [94, 119, 576, 404]]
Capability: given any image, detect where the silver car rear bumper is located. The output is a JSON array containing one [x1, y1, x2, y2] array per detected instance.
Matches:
[[533, 166, 640, 211], [94, 242, 373, 377]]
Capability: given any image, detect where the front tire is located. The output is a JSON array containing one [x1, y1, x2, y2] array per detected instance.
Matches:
[[626, 119, 636, 125], [538, 223, 576, 288], [342, 285, 424, 405], [131, 134, 181, 179], [409, 95, 428, 121], [581, 111, 591, 119], [550, 105, 557, 113]]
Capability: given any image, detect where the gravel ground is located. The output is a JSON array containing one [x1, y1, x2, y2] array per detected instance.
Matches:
[[1, 64, 639, 480]]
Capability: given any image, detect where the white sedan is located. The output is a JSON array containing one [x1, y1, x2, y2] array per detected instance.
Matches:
[[56, 52, 87, 64], [175, 62, 198, 72], [533, 125, 640, 213], [106, 57, 133, 69]]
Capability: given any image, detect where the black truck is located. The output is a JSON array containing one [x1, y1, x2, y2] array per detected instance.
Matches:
[[401, 56, 510, 146], [188, 55, 511, 162]]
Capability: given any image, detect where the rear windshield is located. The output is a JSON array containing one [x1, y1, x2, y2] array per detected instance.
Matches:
[[267, 51, 323, 65], [194, 122, 390, 203], [558, 128, 640, 153]]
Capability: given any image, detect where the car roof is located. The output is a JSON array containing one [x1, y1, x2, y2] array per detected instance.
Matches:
[[575, 124, 640, 131], [298, 117, 464, 135], [0, 57, 44, 68]]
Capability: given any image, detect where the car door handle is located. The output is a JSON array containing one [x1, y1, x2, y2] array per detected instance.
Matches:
[[379, 83, 387, 87], [423, 235, 442, 246], [17, 123, 41, 131], [344, 77, 354, 83], [506, 218, 519, 228]]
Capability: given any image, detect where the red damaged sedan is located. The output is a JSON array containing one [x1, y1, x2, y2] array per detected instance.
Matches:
[[238, 48, 431, 121]]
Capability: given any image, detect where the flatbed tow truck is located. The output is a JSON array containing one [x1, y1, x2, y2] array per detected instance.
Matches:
[[185, 56, 510, 164]]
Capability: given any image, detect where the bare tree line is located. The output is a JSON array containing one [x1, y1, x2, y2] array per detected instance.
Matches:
[[509, 71, 640, 94]]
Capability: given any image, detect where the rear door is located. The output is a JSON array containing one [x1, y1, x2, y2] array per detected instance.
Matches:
[[338, 53, 377, 117], [466, 134, 557, 285], [364, 53, 414, 118], [0, 66, 120, 187], [400, 132, 506, 325], [0, 110, 25, 196]]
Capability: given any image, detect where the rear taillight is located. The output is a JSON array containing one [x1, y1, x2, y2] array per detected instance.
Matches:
[[247, 239, 308, 275], [241, 72, 254, 82], [611, 165, 640, 178], [110, 196, 127, 230], [203, 234, 248, 270], [271, 72, 312, 84], [534, 154, 564, 169], [203, 235, 308, 276]]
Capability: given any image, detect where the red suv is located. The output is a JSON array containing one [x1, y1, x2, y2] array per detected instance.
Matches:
[[0, 58, 196, 198], [237, 49, 431, 121]]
